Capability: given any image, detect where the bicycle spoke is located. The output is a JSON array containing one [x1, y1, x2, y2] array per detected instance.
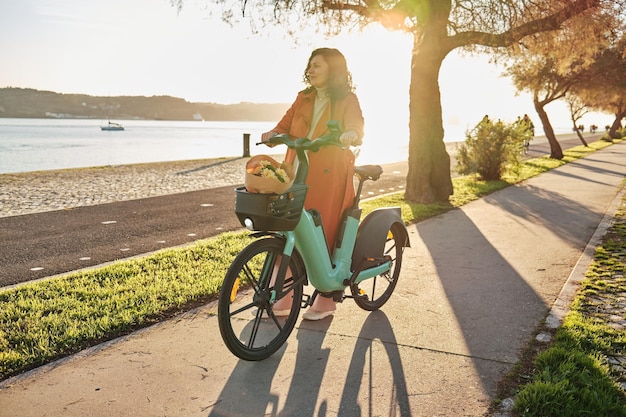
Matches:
[[241, 250, 276, 293], [244, 262, 267, 293], [229, 300, 256, 317], [241, 263, 261, 294], [247, 310, 263, 349], [384, 240, 397, 256], [268, 311, 286, 329]]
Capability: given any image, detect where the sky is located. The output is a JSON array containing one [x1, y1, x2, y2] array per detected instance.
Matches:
[[0, 0, 615, 147]]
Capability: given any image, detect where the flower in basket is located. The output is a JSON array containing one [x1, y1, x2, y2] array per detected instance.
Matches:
[[249, 160, 290, 183], [245, 155, 294, 194]]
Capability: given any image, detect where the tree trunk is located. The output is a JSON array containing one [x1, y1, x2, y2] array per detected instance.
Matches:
[[404, 32, 453, 203], [608, 111, 626, 139], [534, 96, 563, 159], [572, 121, 589, 146]]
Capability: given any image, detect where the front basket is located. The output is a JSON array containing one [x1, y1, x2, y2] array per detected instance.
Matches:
[[235, 184, 308, 231]]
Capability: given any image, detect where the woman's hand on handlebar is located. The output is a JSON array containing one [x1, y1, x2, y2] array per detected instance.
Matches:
[[339, 130, 361, 148], [260, 130, 278, 147]]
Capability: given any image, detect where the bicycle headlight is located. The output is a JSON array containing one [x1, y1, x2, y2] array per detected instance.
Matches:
[[244, 217, 254, 231]]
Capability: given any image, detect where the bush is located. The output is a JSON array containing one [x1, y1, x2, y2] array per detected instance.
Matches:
[[456, 117, 530, 180], [606, 127, 625, 140]]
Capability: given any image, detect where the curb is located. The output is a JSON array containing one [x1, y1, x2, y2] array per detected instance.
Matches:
[[546, 184, 626, 329]]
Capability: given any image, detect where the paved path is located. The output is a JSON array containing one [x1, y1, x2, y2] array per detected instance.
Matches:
[[1, 136, 623, 416]]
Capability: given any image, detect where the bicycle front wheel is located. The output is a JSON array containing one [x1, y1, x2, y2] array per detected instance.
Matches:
[[350, 222, 404, 311], [218, 237, 304, 361]]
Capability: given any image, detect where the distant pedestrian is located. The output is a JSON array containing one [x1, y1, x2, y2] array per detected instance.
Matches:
[[519, 114, 534, 154], [522, 114, 535, 137]]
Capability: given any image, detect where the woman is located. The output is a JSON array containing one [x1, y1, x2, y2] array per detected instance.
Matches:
[[261, 47, 365, 321]]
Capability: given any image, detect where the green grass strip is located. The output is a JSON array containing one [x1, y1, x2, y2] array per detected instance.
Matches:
[[514, 197, 626, 416], [0, 232, 252, 378], [0, 139, 618, 380]]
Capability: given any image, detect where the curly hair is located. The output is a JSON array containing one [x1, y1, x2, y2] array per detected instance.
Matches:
[[302, 48, 354, 100]]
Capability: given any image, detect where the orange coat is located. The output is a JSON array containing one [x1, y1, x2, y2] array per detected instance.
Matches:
[[273, 89, 365, 250]]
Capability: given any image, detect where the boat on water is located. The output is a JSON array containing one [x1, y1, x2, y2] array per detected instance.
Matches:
[[101, 121, 124, 131]]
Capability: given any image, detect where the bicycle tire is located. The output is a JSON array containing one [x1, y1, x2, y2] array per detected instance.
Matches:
[[218, 237, 304, 361], [350, 222, 404, 311]]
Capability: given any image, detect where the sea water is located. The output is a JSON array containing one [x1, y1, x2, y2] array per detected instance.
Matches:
[[0, 119, 275, 174], [0, 118, 413, 174]]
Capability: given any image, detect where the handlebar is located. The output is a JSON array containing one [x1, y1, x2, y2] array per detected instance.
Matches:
[[258, 120, 344, 152], [257, 120, 344, 184]]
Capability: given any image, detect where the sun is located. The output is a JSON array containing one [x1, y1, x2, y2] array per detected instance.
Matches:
[[321, 26, 413, 163]]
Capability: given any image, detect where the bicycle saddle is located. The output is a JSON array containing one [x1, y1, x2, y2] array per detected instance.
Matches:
[[354, 165, 383, 181]]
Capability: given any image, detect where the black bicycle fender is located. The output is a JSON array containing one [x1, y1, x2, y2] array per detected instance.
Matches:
[[351, 207, 410, 270]]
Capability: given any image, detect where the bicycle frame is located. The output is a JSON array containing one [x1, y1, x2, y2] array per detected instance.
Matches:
[[277, 207, 392, 294], [265, 122, 394, 301]]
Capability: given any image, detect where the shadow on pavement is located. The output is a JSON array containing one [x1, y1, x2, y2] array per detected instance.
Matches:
[[336, 311, 411, 417], [207, 311, 411, 417], [414, 156, 621, 396], [416, 208, 546, 396]]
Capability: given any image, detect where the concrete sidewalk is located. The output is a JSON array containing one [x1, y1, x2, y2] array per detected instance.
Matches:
[[1, 142, 625, 417]]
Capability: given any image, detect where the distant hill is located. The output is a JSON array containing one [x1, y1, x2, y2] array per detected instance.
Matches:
[[0, 87, 290, 121]]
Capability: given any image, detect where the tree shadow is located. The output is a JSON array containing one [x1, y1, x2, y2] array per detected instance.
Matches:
[[571, 154, 626, 171], [546, 168, 616, 187], [415, 167, 616, 395], [544, 156, 626, 186], [415, 208, 547, 371], [483, 183, 612, 249], [176, 157, 244, 176]]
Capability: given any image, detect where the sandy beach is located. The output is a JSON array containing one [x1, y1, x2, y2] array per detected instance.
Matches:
[[0, 143, 461, 218]]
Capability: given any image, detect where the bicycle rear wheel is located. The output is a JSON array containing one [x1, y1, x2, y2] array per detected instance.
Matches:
[[350, 222, 404, 311], [218, 237, 304, 361]]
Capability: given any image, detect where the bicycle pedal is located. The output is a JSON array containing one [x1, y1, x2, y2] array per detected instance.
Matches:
[[355, 291, 369, 301], [300, 294, 312, 308], [344, 292, 369, 301]]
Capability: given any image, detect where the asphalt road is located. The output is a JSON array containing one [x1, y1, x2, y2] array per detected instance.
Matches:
[[0, 133, 600, 288], [0, 164, 410, 287]]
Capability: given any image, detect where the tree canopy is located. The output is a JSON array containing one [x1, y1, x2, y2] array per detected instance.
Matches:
[[503, 4, 625, 156], [176, 0, 620, 202], [573, 37, 626, 137]]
